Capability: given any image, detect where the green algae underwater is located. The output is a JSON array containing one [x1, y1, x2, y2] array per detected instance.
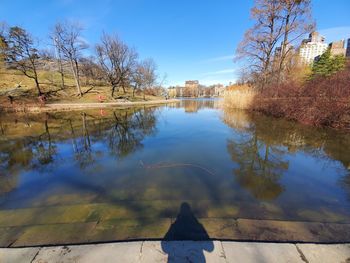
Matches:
[[0, 99, 350, 246]]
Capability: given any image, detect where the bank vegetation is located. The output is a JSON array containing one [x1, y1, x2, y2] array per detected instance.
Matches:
[[224, 0, 349, 129]]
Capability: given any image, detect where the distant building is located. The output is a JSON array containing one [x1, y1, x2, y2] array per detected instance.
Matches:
[[329, 40, 346, 56], [185, 80, 199, 89], [213, 84, 225, 96], [175, 86, 183, 97], [169, 81, 225, 98], [299, 32, 328, 64], [184, 80, 199, 97], [168, 87, 177, 98], [346, 39, 350, 58]]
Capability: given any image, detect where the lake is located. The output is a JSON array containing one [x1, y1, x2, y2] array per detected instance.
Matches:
[[0, 99, 349, 246]]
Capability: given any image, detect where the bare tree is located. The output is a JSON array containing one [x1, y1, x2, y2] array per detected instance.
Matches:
[[236, 0, 284, 88], [131, 62, 144, 97], [52, 22, 88, 96], [7, 26, 42, 95], [236, 0, 314, 88], [139, 58, 157, 100], [80, 56, 104, 85], [277, 0, 314, 81], [50, 33, 66, 90], [96, 33, 138, 97]]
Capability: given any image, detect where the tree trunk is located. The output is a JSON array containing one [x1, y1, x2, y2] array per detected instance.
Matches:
[[57, 49, 65, 89], [35, 78, 42, 96], [70, 59, 82, 96], [33, 68, 42, 96], [58, 59, 65, 89], [277, 12, 291, 86], [111, 85, 116, 97]]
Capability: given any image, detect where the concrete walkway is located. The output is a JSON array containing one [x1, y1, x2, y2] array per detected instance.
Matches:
[[1, 241, 349, 263]]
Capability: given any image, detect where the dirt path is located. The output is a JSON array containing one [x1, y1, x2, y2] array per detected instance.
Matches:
[[0, 99, 180, 113]]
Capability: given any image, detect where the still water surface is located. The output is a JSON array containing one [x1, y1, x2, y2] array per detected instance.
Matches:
[[0, 99, 349, 244]]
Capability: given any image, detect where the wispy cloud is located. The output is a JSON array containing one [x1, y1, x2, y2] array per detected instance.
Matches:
[[202, 68, 236, 77], [199, 78, 235, 86], [319, 26, 350, 42], [196, 68, 237, 85], [202, 55, 234, 63]]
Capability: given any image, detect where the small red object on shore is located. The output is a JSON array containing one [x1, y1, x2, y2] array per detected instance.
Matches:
[[98, 95, 105, 103], [38, 95, 46, 106]]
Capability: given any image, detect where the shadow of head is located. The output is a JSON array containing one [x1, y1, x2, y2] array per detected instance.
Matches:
[[161, 202, 214, 263]]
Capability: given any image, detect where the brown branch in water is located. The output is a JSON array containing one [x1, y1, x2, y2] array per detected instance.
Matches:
[[139, 160, 215, 176]]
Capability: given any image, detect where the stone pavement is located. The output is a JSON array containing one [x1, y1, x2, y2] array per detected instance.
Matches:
[[1, 241, 349, 263]]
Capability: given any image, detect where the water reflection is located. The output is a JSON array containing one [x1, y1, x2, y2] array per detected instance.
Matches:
[[223, 108, 350, 202], [223, 109, 350, 169], [0, 106, 159, 193], [170, 98, 221, 113], [0, 100, 350, 246], [227, 137, 287, 200]]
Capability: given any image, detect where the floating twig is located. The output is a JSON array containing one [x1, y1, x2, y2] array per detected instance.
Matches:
[[140, 160, 215, 176]]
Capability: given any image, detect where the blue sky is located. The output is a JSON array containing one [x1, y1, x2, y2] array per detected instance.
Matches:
[[1, 0, 350, 86]]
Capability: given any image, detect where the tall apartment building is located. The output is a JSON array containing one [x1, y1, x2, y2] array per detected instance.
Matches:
[[299, 32, 328, 64], [329, 40, 346, 56], [346, 39, 350, 58]]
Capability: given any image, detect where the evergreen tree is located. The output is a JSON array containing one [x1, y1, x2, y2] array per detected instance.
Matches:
[[311, 48, 346, 78]]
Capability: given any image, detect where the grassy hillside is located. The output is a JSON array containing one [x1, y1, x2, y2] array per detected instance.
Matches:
[[0, 66, 162, 106]]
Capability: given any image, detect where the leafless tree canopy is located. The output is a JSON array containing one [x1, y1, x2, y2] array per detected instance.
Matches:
[[79, 56, 104, 85], [52, 22, 88, 96], [1, 20, 160, 100], [131, 59, 158, 99], [236, 0, 314, 88], [6, 26, 42, 95], [96, 33, 138, 97]]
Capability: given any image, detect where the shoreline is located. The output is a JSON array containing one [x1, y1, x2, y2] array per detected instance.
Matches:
[[0, 99, 180, 113]]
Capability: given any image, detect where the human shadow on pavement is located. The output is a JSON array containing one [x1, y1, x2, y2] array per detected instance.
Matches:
[[161, 202, 214, 263]]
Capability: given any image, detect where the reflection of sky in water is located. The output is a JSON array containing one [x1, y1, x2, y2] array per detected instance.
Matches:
[[0, 99, 350, 225]]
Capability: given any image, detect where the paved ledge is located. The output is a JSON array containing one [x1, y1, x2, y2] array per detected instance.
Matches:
[[1, 241, 349, 263], [1, 215, 349, 247]]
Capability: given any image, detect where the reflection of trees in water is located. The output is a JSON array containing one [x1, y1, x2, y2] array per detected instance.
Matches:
[[0, 118, 4, 135], [223, 108, 350, 200], [64, 108, 158, 166], [0, 118, 56, 180], [222, 108, 350, 168], [0, 172, 18, 194], [68, 113, 94, 169], [0, 107, 158, 193], [224, 111, 289, 201], [33, 118, 57, 166], [108, 107, 157, 158], [227, 132, 288, 200], [0, 141, 31, 194]]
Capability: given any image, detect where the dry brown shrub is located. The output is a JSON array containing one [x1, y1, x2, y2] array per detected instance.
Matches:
[[251, 62, 350, 129]]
